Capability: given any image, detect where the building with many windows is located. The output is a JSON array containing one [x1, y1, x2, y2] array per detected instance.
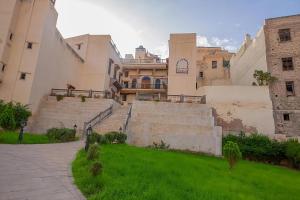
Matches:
[[121, 45, 168, 103]]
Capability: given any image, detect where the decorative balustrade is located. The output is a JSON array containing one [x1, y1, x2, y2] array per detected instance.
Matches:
[[122, 59, 167, 64], [50, 89, 105, 98], [122, 83, 167, 90], [167, 95, 206, 104]]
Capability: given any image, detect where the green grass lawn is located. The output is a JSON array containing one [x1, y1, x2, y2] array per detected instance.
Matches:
[[72, 145, 300, 200], [0, 131, 51, 144]]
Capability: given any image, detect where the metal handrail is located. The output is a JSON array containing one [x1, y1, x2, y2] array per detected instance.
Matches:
[[50, 89, 105, 98], [83, 104, 113, 135], [123, 104, 133, 132]]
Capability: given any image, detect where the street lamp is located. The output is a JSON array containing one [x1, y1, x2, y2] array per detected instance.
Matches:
[[73, 124, 77, 135], [85, 124, 92, 151], [18, 120, 27, 144]]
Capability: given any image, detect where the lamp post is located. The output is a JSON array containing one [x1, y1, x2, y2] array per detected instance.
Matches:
[[18, 121, 27, 144], [85, 125, 92, 151], [73, 124, 77, 135]]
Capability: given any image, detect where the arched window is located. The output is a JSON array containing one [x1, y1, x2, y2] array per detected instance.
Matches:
[[132, 79, 137, 89], [155, 79, 161, 89], [141, 76, 151, 89]]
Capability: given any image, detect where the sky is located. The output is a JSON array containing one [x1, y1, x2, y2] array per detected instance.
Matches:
[[55, 0, 300, 58]]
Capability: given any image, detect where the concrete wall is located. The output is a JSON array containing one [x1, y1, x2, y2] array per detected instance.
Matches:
[[230, 30, 268, 86], [127, 101, 222, 156], [196, 86, 275, 135]]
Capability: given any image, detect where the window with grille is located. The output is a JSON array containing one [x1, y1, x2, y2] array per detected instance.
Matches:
[[282, 57, 294, 71], [278, 29, 291, 42], [286, 81, 295, 96]]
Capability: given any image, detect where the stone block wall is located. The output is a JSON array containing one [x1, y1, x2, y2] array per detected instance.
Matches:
[[264, 15, 300, 136]]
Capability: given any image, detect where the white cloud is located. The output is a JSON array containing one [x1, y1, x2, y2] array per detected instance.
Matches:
[[197, 36, 238, 52], [152, 43, 169, 59], [55, 0, 143, 57], [196, 36, 212, 47]]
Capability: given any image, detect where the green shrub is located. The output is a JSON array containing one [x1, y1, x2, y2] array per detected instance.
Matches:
[[0, 101, 31, 130], [152, 140, 170, 150], [223, 141, 242, 169], [56, 95, 64, 101], [46, 128, 76, 142], [89, 132, 108, 145], [286, 140, 300, 169], [223, 133, 287, 165], [104, 132, 127, 144], [90, 162, 102, 176], [13, 103, 31, 128], [87, 144, 99, 161], [80, 96, 86, 102], [0, 104, 16, 130]]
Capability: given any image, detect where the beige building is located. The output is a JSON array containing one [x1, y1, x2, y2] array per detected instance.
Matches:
[[121, 45, 168, 103], [0, 0, 122, 114]]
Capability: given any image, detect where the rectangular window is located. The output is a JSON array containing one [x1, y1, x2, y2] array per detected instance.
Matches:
[[9, 33, 13, 41], [199, 72, 204, 78], [1, 64, 6, 72], [27, 42, 33, 49], [283, 113, 290, 121], [122, 95, 127, 101], [282, 57, 294, 71], [108, 59, 113, 75], [278, 29, 291, 42], [124, 71, 129, 77], [124, 81, 129, 88], [20, 73, 26, 80], [286, 81, 295, 96], [212, 61, 217, 69], [76, 43, 81, 50]]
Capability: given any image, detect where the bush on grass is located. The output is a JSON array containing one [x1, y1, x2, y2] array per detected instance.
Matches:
[[223, 141, 242, 169], [87, 144, 99, 161], [0, 101, 31, 130], [223, 133, 300, 169], [46, 128, 76, 142], [89, 132, 127, 145], [90, 162, 102, 176]]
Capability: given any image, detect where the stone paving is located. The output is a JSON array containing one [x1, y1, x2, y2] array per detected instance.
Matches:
[[0, 141, 85, 200]]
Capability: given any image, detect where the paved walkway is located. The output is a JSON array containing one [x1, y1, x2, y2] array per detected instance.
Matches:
[[0, 142, 85, 200]]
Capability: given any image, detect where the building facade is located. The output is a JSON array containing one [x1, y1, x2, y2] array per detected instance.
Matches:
[[0, 0, 122, 114], [230, 14, 300, 136], [121, 46, 168, 103], [265, 15, 300, 136]]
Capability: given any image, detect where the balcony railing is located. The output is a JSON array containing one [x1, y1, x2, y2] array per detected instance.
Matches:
[[122, 83, 167, 90], [50, 89, 105, 98], [122, 59, 167, 64], [167, 95, 206, 104]]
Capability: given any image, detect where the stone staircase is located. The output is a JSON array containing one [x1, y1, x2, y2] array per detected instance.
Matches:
[[28, 96, 115, 134], [127, 101, 222, 156], [94, 105, 129, 133]]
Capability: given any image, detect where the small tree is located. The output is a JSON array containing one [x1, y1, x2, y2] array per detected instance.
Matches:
[[87, 144, 99, 161], [253, 70, 277, 86], [223, 141, 242, 170]]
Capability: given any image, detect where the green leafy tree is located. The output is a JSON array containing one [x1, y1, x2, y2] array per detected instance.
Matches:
[[0, 104, 16, 130], [223, 141, 242, 170], [253, 70, 277, 86]]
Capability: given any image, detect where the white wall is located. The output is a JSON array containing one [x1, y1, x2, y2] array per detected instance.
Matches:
[[197, 86, 275, 135], [230, 29, 268, 85]]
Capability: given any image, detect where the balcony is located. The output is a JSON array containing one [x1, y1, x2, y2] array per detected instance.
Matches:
[[121, 83, 167, 94], [122, 58, 167, 64]]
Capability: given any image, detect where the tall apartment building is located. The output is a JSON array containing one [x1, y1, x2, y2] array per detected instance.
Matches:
[[231, 14, 300, 136], [265, 15, 300, 136]]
